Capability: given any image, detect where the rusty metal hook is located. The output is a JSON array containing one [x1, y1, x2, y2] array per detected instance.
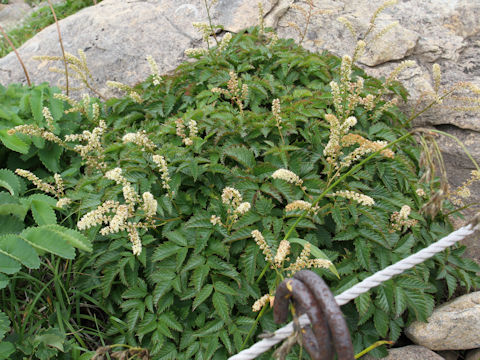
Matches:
[[273, 270, 355, 360]]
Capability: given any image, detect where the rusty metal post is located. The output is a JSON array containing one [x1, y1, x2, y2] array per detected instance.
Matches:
[[273, 270, 355, 360]]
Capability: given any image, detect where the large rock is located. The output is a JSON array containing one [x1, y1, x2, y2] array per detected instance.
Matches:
[[405, 291, 480, 350], [363, 345, 444, 360], [0, 0, 277, 96], [0, 0, 479, 261]]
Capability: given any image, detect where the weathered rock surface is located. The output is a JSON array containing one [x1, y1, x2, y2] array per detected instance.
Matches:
[[0, 0, 276, 96], [0, 0, 479, 262], [0, 0, 63, 31], [363, 345, 444, 360], [405, 291, 480, 350], [465, 348, 480, 360]]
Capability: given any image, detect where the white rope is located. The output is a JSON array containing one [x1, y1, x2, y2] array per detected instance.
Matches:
[[228, 223, 479, 360]]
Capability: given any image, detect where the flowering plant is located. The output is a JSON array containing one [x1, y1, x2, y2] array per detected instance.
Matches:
[[1, 25, 479, 360]]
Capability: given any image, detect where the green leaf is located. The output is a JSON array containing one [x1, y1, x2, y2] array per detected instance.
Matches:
[[30, 87, 44, 122], [0, 215, 24, 235], [31, 199, 57, 225], [0, 169, 21, 196], [214, 281, 238, 296], [373, 308, 389, 337], [35, 328, 65, 352], [355, 292, 371, 316], [212, 291, 230, 323], [223, 146, 256, 169], [0, 234, 40, 269], [288, 238, 339, 278], [38, 143, 63, 173], [0, 341, 15, 359], [152, 242, 181, 262], [21, 225, 91, 259], [165, 230, 188, 246], [0, 252, 21, 274], [192, 284, 213, 310], [0, 192, 27, 219], [394, 285, 407, 316], [0, 129, 30, 154], [191, 265, 210, 291], [0, 310, 10, 341]]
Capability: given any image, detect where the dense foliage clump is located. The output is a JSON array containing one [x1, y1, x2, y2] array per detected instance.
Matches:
[[0, 27, 478, 359]]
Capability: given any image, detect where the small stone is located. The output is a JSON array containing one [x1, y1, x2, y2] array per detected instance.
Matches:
[[406, 292, 480, 350], [465, 348, 480, 360], [363, 345, 444, 360]]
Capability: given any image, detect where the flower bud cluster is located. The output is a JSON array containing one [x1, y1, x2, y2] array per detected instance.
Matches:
[[211, 71, 248, 114], [8, 124, 63, 145], [449, 170, 480, 207], [146, 55, 161, 85], [152, 155, 171, 193], [252, 294, 273, 312], [175, 118, 198, 146], [274, 240, 291, 268], [271, 169, 304, 187], [285, 242, 332, 276], [251, 230, 274, 264], [331, 190, 375, 206], [285, 200, 319, 214], [78, 167, 159, 256], [65, 120, 107, 170], [122, 130, 157, 151], [390, 205, 417, 232], [106, 81, 143, 104], [220, 187, 251, 224], [15, 170, 72, 207]]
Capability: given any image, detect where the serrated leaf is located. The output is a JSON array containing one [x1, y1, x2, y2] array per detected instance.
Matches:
[[354, 292, 370, 316], [354, 239, 370, 270], [212, 291, 230, 323], [31, 199, 57, 225], [0, 215, 24, 235], [0, 234, 40, 269], [194, 319, 224, 338], [239, 243, 258, 283], [0, 192, 27, 219], [21, 224, 91, 259], [192, 284, 213, 310], [153, 282, 173, 305], [0, 252, 20, 274], [373, 308, 389, 337], [165, 230, 188, 246], [38, 143, 63, 173], [191, 265, 209, 291], [214, 281, 237, 296], [223, 146, 256, 169], [152, 242, 181, 262], [126, 307, 141, 332], [0, 341, 15, 359], [288, 238, 339, 278], [394, 285, 407, 316], [30, 88, 44, 122], [0, 169, 20, 196], [0, 129, 30, 154]]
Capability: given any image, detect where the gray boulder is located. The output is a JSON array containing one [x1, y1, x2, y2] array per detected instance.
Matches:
[[362, 345, 444, 360], [405, 291, 480, 350]]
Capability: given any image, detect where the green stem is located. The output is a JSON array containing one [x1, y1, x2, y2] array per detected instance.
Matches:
[[256, 264, 269, 284], [283, 131, 413, 242], [355, 340, 393, 359], [240, 304, 268, 350]]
